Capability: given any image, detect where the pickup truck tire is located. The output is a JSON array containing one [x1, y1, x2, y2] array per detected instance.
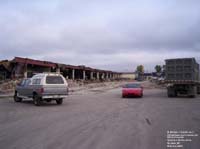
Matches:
[[33, 94, 42, 106], [14, 92, 22, 102], [46, 99, 52, 102], [56, 98, 63, 105]]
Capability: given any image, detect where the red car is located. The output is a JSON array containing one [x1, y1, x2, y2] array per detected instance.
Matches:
[[122, 83, 143, 98]]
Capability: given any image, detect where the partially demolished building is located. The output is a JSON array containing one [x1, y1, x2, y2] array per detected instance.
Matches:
[[0, 57, 121, 81]]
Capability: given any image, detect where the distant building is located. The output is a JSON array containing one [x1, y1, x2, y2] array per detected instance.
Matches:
[[120, 72, 136, 80], [143, 73, 153, 80], [0, 57, 121, 81]]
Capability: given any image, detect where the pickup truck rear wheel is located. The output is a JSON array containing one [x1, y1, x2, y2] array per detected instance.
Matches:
[[56, 98, 63, 105], [33, 94, 42, 106], [14, 92, 22, 102]]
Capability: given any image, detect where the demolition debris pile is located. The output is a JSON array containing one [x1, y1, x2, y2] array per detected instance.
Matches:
[[0, 79, 20, 94]]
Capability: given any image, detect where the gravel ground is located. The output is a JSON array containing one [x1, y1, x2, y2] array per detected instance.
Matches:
[[0, 81, 200, 149]]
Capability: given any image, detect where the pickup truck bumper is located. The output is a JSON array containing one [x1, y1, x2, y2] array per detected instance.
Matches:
[[42, 95, 68, 99]]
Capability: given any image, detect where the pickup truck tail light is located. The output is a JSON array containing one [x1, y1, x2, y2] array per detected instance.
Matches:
[[39, 88, 44, 94]]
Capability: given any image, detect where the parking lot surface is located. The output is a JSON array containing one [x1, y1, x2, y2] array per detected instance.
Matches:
[[0, 87, 200, 149]]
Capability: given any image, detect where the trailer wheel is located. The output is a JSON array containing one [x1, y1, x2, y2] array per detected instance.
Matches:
[[174, 91, 177, 97], [167, 87, 176, 97], [197, 86, 200, 94], [168, 92, 176, 97]]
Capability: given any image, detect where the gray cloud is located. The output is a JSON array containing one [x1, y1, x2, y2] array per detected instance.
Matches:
[[0, 0, 200, 71]]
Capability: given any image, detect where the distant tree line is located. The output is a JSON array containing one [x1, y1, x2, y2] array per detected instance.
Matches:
[[135, 64, 165, 74]]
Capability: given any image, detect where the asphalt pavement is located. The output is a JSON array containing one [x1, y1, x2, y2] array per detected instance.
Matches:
[[0, 87, 200, 149]]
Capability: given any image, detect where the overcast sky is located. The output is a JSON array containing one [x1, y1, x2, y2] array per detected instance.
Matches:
[[0, 0, 200, 72]]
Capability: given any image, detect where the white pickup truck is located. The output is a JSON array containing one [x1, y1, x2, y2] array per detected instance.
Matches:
[[14, 73, 69, 106]]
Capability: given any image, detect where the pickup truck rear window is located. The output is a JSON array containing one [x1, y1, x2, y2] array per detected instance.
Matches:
[[46, 76, 64, 84]]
